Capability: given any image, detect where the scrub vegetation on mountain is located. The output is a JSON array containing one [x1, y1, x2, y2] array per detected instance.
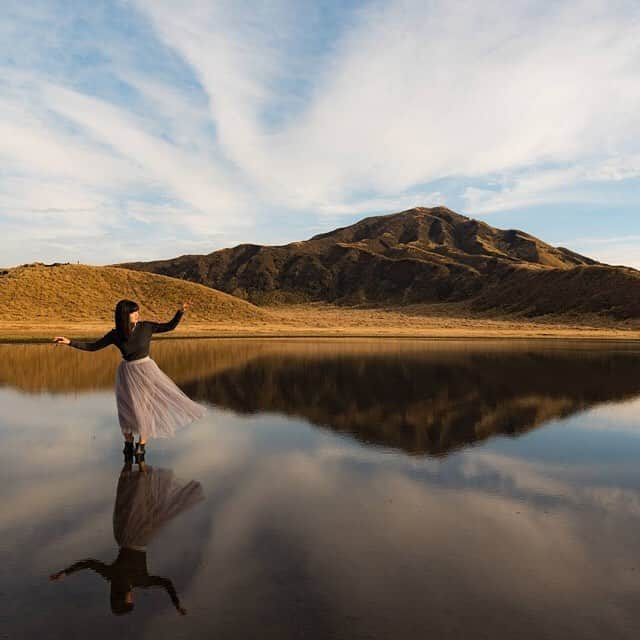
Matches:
[[113, 206, 639, 320]]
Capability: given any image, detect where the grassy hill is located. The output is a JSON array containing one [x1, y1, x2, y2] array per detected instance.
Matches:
[[0, 262, 271, 324]]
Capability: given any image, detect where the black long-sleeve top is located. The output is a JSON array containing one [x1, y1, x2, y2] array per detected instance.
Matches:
[[69, 309, 184, 361]]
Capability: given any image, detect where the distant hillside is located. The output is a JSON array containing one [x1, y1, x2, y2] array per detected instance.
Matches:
[[0, 262, 271, 323], [112, 206, 640, 319], [470, 264, 640, 318]]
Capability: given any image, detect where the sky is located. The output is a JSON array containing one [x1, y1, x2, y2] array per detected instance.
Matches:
[[2, 0, 640, 269]]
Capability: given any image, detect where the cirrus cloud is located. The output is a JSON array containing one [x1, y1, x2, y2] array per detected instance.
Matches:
[[1, 0, 639, 266]]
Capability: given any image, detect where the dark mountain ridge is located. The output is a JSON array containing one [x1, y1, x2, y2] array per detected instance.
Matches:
[[112, 206, 640, 319]]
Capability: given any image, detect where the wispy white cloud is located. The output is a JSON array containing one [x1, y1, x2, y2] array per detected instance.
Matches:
[[1, 0, 640, 265], [43, 83, 251, 224], [136, 0, 640, 201], [572, 241, 640, 269], [0, 70, 252, 264], [313, 190, 445, 220], [463, 156, 640, 214]]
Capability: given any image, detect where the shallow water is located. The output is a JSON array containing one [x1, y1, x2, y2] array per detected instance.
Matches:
[[2, 338, 640, 639]]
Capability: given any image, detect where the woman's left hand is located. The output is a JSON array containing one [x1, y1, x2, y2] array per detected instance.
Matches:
[[181, 300, 191, 312]]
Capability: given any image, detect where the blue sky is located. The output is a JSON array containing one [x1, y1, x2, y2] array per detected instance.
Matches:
[[2, 0, 639, 268]]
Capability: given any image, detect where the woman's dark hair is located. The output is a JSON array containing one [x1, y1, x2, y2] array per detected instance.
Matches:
[[110, 585, 135, 616], [115, 299, 139, 342]]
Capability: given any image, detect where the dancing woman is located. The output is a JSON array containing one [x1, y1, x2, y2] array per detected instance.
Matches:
[[53, 299, 207, 457]]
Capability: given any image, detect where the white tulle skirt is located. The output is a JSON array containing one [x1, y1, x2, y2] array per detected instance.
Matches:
[[115, 356, 207, 441], [113, 466, 204, 549]]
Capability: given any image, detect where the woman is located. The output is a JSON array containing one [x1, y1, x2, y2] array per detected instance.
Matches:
[[53, 299, 207, 457], [49, 458, 204, 616]]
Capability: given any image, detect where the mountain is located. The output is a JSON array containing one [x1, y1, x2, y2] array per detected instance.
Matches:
[[112, 206, 640, 319], [0, 262, 270, 323]]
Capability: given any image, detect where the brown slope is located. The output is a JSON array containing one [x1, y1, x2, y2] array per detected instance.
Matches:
[[309, 206, 594, 268], [111, 206, 640, 318], [0, 262, 271, 323], [472, 264, 640, 320]]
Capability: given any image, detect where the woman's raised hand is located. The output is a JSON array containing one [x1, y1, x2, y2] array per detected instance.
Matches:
[[53, 336, 70, 345], [181, 300, 192, 312]]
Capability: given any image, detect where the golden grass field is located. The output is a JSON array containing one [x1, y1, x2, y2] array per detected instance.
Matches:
[[1, 262, 638, 341]]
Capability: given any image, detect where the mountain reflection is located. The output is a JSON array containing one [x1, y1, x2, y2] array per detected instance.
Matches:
[[189, 346, 640, 456], [5, 339, 640, 456], [49, 460, 203, 616]]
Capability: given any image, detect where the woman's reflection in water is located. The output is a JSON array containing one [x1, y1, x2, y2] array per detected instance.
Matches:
[[49, 454, 204, 616]]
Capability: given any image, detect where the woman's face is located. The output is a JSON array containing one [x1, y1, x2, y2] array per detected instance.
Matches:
[[129, 309, 140, 324]]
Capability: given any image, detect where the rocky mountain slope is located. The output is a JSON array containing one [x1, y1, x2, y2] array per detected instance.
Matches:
[[113, 206, 640, 319]]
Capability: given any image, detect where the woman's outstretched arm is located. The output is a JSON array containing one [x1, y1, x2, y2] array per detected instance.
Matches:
[[149, 308, 185, 334], [50, 558, 110, 581], [57, 329, 116, 351]]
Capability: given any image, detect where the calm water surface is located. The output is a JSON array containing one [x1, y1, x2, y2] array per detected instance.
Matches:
[[2, 338, 640, 639]]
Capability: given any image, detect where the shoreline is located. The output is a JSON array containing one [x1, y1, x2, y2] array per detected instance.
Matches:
[[2, 303, 638, 343], [3, 328, 639, 343]]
